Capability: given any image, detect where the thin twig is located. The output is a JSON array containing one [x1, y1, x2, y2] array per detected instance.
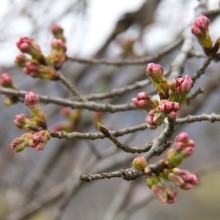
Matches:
[[192, 56, 212, 82], [67, 37, 183, 66], [56, 70, 86, 101]]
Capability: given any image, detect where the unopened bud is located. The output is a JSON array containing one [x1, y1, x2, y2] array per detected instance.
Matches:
[[133, 157, 147, 171]]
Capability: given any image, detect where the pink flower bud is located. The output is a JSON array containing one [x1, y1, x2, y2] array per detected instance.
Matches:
[[168, 111, 177, 119], [132, 92, 155, 111], [15, 54, 29, 67], [181, 147, 194, 157], [24, 91, 39, 108], [0, 73, 13, 87], [146, 63, 164, 78], [172, 168, 199, 190], [16, 37, 45, 62], [10, 132, 33, 153], [51, 24, 66, 42], [132, 98, 139, 106], [51, 39, 67, 52], [51, 24, 64, 34], [29, 130, 50, 151], [191, 14, 213, 49], [16, 37, 32, 53], [191, 25, 203, 37], [182, 74, 193, 93], [195, 14, 210, 31], [175, 132, 188, 143], [146, 176, 177, 204]]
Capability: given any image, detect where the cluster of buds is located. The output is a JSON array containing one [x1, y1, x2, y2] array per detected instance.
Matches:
[[166, 132, 195, 167], [162, 168, 199, 190], [48, 24, 67, 68], [29, 130, 50, 151], [132, 132, 198, 204], [11, 92, 50, 152], [145, 109, 164, 130], [11, 130, 50, 152], [53, 107, 81, 132], [191, 14, 213, 51], [158, 100, 180, 119], [132, 92, 157, 111], [0, 73, 18, 105], [132, 63, 194, 130], [169, 75, 193, 104], [15, 24, 66, 80], [146, 175, 177, 204]]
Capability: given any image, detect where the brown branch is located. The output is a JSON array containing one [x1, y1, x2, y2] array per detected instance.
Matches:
[[0, 87, 135, 112], [192, 56, 213, 82], [56, 70, 86, 101], [97, 123, 152, 153]]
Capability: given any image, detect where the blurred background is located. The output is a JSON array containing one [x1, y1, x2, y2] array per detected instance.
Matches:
[[0, 0, 220, 219]]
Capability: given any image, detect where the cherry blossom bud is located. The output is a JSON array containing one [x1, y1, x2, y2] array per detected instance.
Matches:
[[146, 63, 170, 99], [182, 75, 193, 93], [16, 37, 45, 63], [51, 39, 67, 52], [0, 73, 18, 105], [146, 176, 177, 204], [194, 14, 209, 32], [0, 73, 14, 88], [158, 101, 179, 119], [24, 91, 39, 108], [51, 24, 65, 42], [169, 75, 193, 104], [22, 61, 57, 80], [166, 132, 195, 167], [10, 132, 33, 153], [133, 157, 147, 171], [191, 14, 213, 49], [175, 132, 188, 143], [146, 110, 164, 130], [15, 54, 29, 67], [24, 92, 47, 128], [146, 63, 164, 79], [132, 92, 156, 111], [48, 39, 67, 67], [14, 114, 38, 130], [29, 130, 50, 151], [172, 168, 199, 190]]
